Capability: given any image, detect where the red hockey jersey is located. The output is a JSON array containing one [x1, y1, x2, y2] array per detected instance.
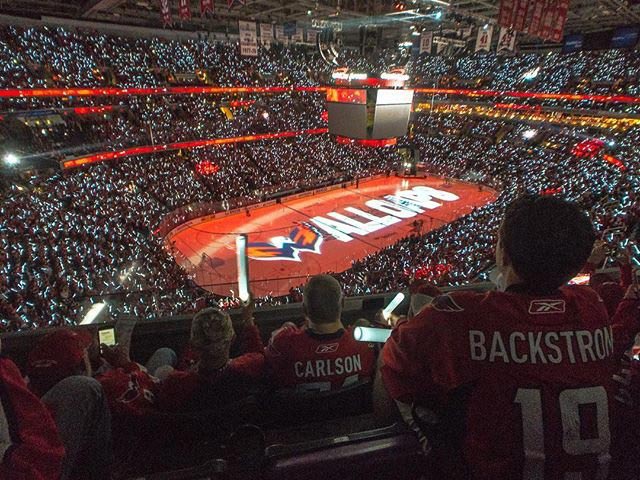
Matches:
[[97, 362, 160, 416], [0, 357, 65, 480], [382, 285, 633, 480], [265, 325, 376, 391]]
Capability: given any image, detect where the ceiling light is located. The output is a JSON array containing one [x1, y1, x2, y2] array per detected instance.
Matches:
[[3, 153, 19, 166]]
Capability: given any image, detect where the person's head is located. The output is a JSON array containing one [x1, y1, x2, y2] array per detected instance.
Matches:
[[190, 307, 235, 370], [496, 195, 595, 292], [303, 274, 343, 325], [27, 328, 93, 396]]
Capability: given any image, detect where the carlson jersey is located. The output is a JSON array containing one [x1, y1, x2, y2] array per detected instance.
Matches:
[[266, 325, 375, 391], [381, 285, 626, 480]]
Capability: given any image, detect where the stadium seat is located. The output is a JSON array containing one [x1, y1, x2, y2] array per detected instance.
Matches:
[[263, 422, 424, 480], [112, 396, 261, 478], [129, 459, 227, 480], [262, 380, 373, 426]]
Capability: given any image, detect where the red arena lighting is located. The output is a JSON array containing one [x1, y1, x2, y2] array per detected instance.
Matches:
[[572, 139, 605, 159], [335, 136, 397, 147], [414, 88, 640, 105], [61, 128, 329, 169], [195, 160, 220, 175], [73, 105, 115, 115], [603, 154, 626, 171], [0, 85, 326, 99]]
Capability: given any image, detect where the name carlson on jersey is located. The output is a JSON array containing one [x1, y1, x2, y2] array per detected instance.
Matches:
[[294, 354, 363, 378], [469, 326, 613, 364]]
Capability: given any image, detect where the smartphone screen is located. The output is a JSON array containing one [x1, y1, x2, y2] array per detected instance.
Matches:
[[98, 327, 116, 346]]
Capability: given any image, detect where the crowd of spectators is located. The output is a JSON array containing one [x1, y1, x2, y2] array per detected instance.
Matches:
[[0, 25, 326, 91], [334, 114, 639, 295], [0, 135, 400, 330], [410, 48, 640, 96], [0, 23, 639, 330]]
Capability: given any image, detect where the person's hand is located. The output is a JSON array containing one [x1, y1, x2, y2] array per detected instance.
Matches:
[[271, 321, 297, 339], [240, 293, 255, 326], [587, 240, 608, 266], [101, 344, 131, 369], [618, 243, 635, 266], [374, 309, 402, 327], [232, 294, 255, 332], [624, 269, 640, 300]]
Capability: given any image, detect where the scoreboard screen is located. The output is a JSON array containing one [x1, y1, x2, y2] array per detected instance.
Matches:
[[327, 88, 413, 140]]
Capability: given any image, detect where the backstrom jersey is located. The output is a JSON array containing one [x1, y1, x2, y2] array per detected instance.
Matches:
[[381, 285, 637, 480], [266, 326, 376, 391]]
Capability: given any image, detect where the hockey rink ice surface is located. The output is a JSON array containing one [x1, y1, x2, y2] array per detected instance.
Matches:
[[168, 176, 498, 297]]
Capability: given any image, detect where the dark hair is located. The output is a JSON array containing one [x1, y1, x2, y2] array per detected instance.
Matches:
[[500, 195, 595, 291], [303, 274, 343, 324]]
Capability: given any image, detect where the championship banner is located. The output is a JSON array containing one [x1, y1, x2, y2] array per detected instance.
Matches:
[[275, 25, 288, 43], [475, 26, 493, 52], [306, 29, 319, 44], [239, 20, 258, 57], [159, 0, 172, 27], [311, 19, 342, 32], [419, 31, 433, 54], [260, 23, 274, 45], [201, 0, 213, 15], [435, 41, 447, 55], [550, 0, 570, 42], [527, 0, 546, 37], [290, 27, 304, 44], [540, 1, 557, 40], [497, 27, 517, 52], [513, 0, 530, 32], [433, 36, 467, 49], [179, 0, 191, 20], [498, 0, 516, 28]]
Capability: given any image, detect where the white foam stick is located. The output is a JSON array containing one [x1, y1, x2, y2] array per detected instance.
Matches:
[[79, 302, 107, 325], [353, 326, 392, 343], [382, 292, 405, 320], [236, 234, 250, 304]]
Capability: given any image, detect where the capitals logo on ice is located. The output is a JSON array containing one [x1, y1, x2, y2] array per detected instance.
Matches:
[[247, 224, 323, 261], [247, 186, 459, 262]]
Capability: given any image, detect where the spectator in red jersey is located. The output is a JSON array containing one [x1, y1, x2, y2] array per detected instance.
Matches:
[[26, 328, 112, 480], [0, 338, 65, 480], [156, 302, 265, 412], [375, 195, 640, 480], [265, 274, 376, 392]]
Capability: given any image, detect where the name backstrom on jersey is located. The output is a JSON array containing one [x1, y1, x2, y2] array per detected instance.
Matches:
[[469, 326, 614, 364]]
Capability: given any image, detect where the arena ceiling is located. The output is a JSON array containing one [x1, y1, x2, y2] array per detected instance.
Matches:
[[0, 0, 638, 40]]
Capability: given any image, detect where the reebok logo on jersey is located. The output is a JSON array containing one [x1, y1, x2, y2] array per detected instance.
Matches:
[[528, 300, 565, 314], [431, 295, 464, 312], [315, 343, 339, 354]]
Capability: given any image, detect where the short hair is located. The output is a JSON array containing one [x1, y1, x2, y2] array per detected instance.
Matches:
[[303, 275, 343, 324], [499, 195, 595, 291]]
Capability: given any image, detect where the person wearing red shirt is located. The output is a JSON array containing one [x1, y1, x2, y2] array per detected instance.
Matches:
[[265, 274, 375, 392], [156, 303, 265, 412], [376, 195, 640, 480], [0, 338, 65, 480], [25, 328, 112, 480]]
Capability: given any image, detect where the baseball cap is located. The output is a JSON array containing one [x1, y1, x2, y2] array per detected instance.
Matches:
[[27, 328, 93, 378]]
